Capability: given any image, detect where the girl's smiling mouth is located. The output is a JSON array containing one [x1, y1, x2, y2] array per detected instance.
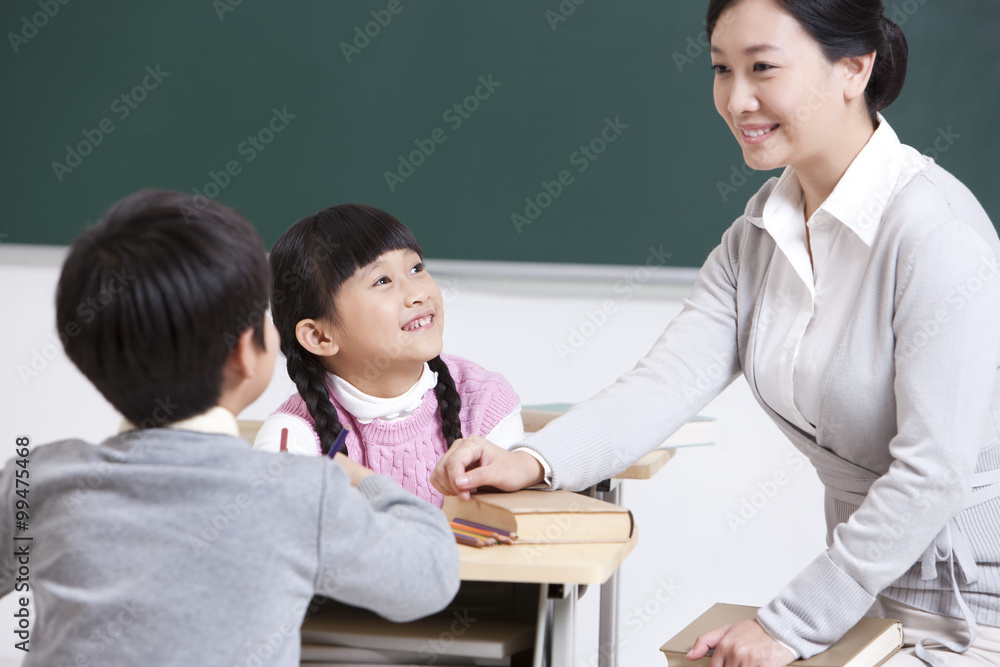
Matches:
[[402, 313, 434, 332]]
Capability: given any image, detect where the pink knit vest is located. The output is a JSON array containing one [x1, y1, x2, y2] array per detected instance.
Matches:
[[271, 354, 519, 507]]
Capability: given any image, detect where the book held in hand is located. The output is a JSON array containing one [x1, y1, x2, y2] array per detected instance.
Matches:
[[659, 603, 902, 667], [443, 489, 635, 544]]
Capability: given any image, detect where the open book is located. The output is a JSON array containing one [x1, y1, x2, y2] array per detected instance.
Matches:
[[659, 603, 902, 667], [443, 489, 634, 544]]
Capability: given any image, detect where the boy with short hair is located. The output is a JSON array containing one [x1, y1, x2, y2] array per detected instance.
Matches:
[[0, 190, 460, 665]]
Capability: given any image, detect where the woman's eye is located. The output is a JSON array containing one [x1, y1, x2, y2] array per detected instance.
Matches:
[[712, 64, 730, 75], [753, 63, 774, 72]]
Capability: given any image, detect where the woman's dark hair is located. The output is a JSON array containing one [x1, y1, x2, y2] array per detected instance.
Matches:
[[57, 189, 270, 428], [269, 203, 463, 456], [707, 0, 908, 124]]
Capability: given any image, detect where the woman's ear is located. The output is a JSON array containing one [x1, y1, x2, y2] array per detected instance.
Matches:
[[840, 51, 877, 103], [295, 318, 340, 357]]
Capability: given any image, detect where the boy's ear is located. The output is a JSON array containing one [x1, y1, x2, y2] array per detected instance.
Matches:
[[295, 318, 340, 357], [226, 328, 263, 381]]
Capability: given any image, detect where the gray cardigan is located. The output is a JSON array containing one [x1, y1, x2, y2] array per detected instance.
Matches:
[[0, 429, 460, 666], [521, 158, 1000, 658]]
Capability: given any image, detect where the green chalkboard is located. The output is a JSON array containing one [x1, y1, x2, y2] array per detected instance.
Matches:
[[2, 0, 998, 267]]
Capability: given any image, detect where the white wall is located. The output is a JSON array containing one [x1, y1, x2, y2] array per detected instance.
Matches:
[[0, 248, 827, 666]]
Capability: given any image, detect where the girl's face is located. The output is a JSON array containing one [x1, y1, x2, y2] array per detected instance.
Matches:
[[710, 0, 848, 173], [326, 248, 444, 393]]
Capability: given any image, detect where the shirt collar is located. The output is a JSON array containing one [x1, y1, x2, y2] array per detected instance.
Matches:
[[329, 362, 438, 424], [818, 114, 905, 247], [118, 406, 240, 437], [749, 114, 906, 248]]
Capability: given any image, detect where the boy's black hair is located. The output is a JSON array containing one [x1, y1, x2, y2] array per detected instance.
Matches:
[[56, 189, 270, 428], [269, 203, 463, 456]]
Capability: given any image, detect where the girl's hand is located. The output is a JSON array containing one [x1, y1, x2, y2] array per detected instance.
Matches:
[[431, 435, 545, 501], [686, 619, 795, 667], [333, 452, 374, 487]]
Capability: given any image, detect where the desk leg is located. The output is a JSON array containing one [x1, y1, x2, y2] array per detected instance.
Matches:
[[533, 583, 548, 667], [549, 584, 577, 667], [597, 484, 622, 667]]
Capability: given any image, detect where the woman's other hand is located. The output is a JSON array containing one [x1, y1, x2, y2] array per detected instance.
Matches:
[[686, 619, 795, 667]]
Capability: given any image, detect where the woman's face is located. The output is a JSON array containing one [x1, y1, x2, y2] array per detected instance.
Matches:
[[711, 0, 847, 173]]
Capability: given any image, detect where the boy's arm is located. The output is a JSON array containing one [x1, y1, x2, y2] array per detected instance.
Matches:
[[314, 460, 460, 622]]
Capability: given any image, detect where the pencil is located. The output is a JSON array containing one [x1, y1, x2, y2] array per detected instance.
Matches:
[[452, 517, 516, 538], [453, 532, 486, 548], [449, 521, 515, 543], [451, 527, 499, 546], [327, 427, 349, 458], [279, 428, 288, 452]]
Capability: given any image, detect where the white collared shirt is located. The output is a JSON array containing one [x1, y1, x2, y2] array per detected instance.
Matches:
[[119, 405, 240, 437], [751, 116, 928, 433]]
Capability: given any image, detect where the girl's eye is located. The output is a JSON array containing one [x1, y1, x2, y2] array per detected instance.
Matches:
[[411, 262, 425, 275], [712, 64, 730, 75], [374, 276, 391, 286]]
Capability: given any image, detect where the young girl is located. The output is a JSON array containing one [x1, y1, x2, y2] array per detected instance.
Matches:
[[253, 204, 524, 507]]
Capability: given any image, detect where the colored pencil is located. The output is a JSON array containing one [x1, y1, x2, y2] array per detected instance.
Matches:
[[327, 428, 349, 458], [453, 532, 486, 548], [451, 528, 498, 546], [452, 517, 515, 538], [279, 428, 288, 452], [448, 520, 497, 538]]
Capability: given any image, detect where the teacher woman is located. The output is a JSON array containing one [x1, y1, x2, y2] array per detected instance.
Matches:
[[432, 0, 1000, 665]]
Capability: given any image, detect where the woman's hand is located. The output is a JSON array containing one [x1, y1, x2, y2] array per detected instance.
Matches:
[[333, 452, 374, 487], [686, 619, 795, 667], [431, 435, 545, 500]]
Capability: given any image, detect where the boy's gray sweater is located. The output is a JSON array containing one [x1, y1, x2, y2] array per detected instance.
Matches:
[[0, 429, 460, 666]]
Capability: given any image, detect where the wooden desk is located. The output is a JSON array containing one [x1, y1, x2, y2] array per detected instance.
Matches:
[[459, 532, 638, 585], [458, 532, 638, 667]]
